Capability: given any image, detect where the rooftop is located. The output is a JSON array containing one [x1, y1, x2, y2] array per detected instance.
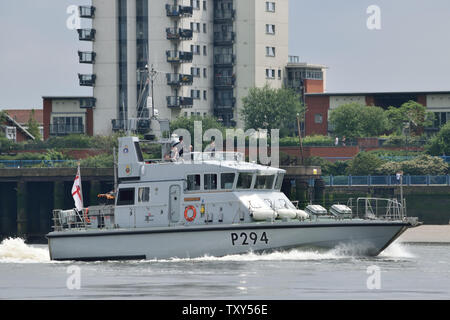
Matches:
[[3, 109, 43, 125]]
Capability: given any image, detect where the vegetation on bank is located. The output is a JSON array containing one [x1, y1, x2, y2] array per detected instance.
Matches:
[[302, 152, 449, 176]]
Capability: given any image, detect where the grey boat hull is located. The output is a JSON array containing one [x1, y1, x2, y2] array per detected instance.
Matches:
[[47, 220, 410, 261]]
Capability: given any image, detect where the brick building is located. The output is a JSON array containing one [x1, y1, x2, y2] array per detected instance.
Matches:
[[304, 91, 450, 136], [42, 97, 95, 140]]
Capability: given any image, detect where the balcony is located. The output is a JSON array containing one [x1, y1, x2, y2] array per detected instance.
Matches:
[[214, 75, 235, 87], [166, 50, 193, 63], [50, 124, 85, 136], [214, 9, 235, 22], [78, 51, 96, 64], [166, 73, 193, 86], [79, 97, 96, 109], [215, 98, 236, 110], [214, 54, 235, 66], [166, 4, 193, 17], [77, 29, 96, 41], [78, 74, 96, 87], [214, 31, 235, 45], [79, 6, 95, 18], [167, 96, 194, 108], [166, 28, 193, 40]]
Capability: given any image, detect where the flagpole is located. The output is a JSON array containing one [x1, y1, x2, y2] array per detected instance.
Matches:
[[77, 161, 83, 211]]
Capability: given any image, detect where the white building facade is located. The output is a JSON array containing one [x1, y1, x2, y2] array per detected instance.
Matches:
[[77, 0, 289, 135]]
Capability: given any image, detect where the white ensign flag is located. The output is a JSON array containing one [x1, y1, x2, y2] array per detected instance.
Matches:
[[72, 166, 84, 211]]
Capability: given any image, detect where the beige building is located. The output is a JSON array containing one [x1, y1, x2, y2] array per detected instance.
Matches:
[[76, 0, 290, 134]]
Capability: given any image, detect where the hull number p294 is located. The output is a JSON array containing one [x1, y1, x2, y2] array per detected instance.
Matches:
[[231, 232, 269, 246]]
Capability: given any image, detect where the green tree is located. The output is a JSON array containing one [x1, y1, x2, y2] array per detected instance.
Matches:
[[385, 101, 434, 135], [426, 122, 450, 156], [26, 109, 42, 140], [329, 103, 387, 138], [347, 152, 385, 175], [240, 85, 304, 136], [170, 115, 225, 139]]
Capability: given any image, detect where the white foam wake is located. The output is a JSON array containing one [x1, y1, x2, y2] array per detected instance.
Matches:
[[379, 240, 415, 259], [0, 238, 50, 263], [152, 248, 348, 263]]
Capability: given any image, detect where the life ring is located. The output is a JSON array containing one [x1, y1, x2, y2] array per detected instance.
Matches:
[[184, 206, 196, 222], [84, 208, 91, 223]]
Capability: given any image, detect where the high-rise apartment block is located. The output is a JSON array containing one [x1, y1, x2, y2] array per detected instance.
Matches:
[[74, 0, 294, 135]]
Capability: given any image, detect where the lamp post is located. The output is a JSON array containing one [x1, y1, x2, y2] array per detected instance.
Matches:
[[296, 113, 304, 165], [146, 64, 158, 119]]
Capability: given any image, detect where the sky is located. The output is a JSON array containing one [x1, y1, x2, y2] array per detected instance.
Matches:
[[0, 0, 449, 110]]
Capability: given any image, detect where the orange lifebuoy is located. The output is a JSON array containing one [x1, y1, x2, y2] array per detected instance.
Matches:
[[184, 206, 196, 222], [84, 208, 91, 223]]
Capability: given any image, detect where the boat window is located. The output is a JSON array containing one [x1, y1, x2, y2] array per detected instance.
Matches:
[[138, 187, 150, 202], [117, 188, 135, 206], [255, 174, 275, 189], [187, 174, 201, 191], [274, 173, 285, 190], [134, 142, 144, 162], [221, 173, 235, 190], [204, 174, 217, 190], [237, 173, 253, 189]]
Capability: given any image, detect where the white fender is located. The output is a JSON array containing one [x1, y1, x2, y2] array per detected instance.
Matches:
[[295, 209, 309, 219], [251, 208, 277, 221], [276, 208, 297, 219]]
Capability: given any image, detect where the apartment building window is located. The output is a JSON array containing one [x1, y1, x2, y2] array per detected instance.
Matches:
[[191, 67, 201, 77], [266, 69, 275, 79], [191, 90, 201, 99], [266, 24, 276, 34], [266, 46, 276, 57], [315, 114, 323, 124], [203, 1, 207, 10], [203, 90, 207, 100], [266, 2, 276, 12], [191, 22, 201, 33], [191, 0, 200, 10], [278, 69, 282, 79], [203, 45, 207, 56], [203, 68, 207, 78], [191, 44, 201, 55], [203, 23, 207, 33]]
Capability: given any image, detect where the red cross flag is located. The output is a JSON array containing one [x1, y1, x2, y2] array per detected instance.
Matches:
[[72, 165, 84, 211]]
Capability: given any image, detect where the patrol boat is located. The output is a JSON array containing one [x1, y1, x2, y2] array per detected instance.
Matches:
[[46, 135, 420, 261]]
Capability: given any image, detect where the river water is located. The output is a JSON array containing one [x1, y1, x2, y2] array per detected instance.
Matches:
[[0, 238, 449, 300]]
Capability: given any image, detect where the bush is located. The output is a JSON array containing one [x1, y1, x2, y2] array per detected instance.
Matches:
[[376, 155, 448, 175], [302, 156, 350, 176], [80, 153, 114, 168], [279, 135, 335, 147], [382, 134, 426, 147]]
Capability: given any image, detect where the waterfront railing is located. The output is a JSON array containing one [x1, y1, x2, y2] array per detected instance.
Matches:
[[322, 175, 450, 186]]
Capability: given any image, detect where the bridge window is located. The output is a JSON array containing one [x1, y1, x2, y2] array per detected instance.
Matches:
[[221, 173, 235, 190], [237, 173, 253, 189], [204, 174, 217, 190], [187, 174, 201, 191], [274, 173, 285, 190], [138, 187, 150, 202], [117, 188, 135, 206], [255, 174, 275, 190]]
